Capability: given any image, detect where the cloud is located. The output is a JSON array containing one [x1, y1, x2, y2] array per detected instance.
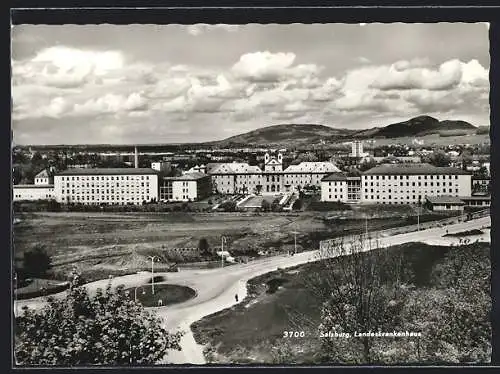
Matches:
[[72, 92, 148, 117], [370, 59, 463, 91], [11, 41, 489, 143], [13, 46, 126, 90], [231, 51, 322, 83], [357, 57, 371, 64], [186, 24, 240, 36]]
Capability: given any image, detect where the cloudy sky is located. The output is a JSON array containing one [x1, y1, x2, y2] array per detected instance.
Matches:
[[12, 23, 490, 145]]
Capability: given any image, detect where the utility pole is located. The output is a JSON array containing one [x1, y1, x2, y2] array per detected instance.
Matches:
[[221, 236, 227, 268], [290, 231, 299, 256], [147, 255, 159, 295]]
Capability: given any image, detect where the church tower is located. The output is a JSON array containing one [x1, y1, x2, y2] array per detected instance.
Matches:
[[264, 151, 283, 172]]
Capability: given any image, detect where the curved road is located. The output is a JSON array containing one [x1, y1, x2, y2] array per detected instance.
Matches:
[[15, 216, 491, 364]]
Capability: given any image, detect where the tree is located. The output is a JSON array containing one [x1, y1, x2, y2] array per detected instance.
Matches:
[[271, 198, 282, 212], [255, 185, 263, 195], [22, 245, 52, 279], [219, 200, 237, 212], [292, 199, 303, 211], [359, 159, 377, 172], [427, 151, 451, 167], [198, 238, 210, 255], [308, 236, 407, 364], [261, 199, 271, 212], [15, 276, 183, 365]]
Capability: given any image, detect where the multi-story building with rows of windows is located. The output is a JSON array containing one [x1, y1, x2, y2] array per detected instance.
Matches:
[[159, 172, 212, 202], [209, 152, 341, 195], [53, 168, 159, 205], [321, 163, 472, 205]]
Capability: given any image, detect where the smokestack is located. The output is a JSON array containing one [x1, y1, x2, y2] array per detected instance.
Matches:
[[134, 146, 139, 168]]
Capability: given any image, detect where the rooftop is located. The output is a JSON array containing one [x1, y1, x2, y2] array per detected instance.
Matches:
[[322, 172, 348, 182], [460, 195, 491, 200], [426, 196, 465, 205], [209, 162, 263, 174], [164, 172, 209, 181], [362, 163, 470, 176], [283, 162, 341, 173], [55, 168, 159, 176], [35, 169, 52, 179]]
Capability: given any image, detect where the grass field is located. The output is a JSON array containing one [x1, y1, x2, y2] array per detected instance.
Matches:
[[191, 241, 491, 364], [13, 207, 456, 283]]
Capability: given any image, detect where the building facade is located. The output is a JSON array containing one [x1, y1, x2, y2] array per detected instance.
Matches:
[[159, 172, 212, 202], [53, 168, 159, 205], [321, 163, 471, 205], [209, 152, 341, 195], [321, 173, 348, 202], [351, 141, 364, 157], [425, 196, 465, 211], [13, 185, 55, 201], [34, 169, 54, 185]]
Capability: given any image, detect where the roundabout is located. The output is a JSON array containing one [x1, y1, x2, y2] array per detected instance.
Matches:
[[125, 281, 196, 307]]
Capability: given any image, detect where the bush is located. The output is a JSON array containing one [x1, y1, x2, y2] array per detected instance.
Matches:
[[292, 199, 303, 211], [21, 245, 52, 280], [219, 200, 237, 212], [15, 276, 183, 365], [261, 199, 271, 212]]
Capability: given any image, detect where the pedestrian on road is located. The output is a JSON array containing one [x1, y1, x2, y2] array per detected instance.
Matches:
[[235, 294, 239, 302]]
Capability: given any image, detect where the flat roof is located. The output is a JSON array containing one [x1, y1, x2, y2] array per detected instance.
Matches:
[[13, 184, 54, 189], [426, 195, 465, 205], [55, 168, 159, 176], [460, 195, 491, 201], [363, 163, 470, 176]]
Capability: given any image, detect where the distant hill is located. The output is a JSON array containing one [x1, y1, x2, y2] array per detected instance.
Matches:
[[211, 116, 478, 146], [352, 116, 477, 139], [212, 124, 355, 146]]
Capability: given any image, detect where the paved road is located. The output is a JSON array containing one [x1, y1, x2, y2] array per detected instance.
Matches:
[[15, 216, 491, 364]]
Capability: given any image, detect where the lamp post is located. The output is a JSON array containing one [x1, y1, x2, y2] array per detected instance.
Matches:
[[417, 207, 420, 231], [147, 255, 160, 295], [134, 286, 146, 302], [14, 272, 18, 317], [290, 231, 299, 256], [221, 236, 227, 268]]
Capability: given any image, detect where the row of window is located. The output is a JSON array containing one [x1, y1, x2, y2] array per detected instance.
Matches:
[[365, 193, 458, 200], [14, 194, 53, 198], [364, 188, 459, 194], [61, 189, 151, 194], [68, 195, 150, 201], [59, 175, 152, 181], [364, 175, 460, 180], [63, 182, 150, 188], [364, 181, 457, 187]]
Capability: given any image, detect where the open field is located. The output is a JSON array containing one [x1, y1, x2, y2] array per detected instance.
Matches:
[[191, 241, 491, 364], [13, 207, 459, 282]]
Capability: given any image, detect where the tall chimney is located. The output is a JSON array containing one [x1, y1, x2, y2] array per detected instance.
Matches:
[[134, 146, 139, 168]]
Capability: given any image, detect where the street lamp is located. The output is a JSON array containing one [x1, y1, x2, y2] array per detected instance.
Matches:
[[147, 255, 160, 295], [417, 198, 422, 231], [290, 231, 299, 256], [221, 236, 227, 268], [134, 286, 146, 302], [14, 272, 18, 317]]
